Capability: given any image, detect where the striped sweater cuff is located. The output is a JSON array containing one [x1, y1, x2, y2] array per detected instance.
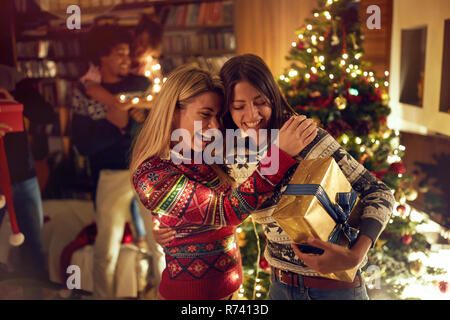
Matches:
[[359, 217, 384, 248]]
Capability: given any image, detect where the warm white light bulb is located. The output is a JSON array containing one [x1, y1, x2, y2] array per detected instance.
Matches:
[[153, 84, 161, 93]]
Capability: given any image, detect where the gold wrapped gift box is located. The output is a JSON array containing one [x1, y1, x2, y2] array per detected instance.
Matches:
[[272, 157, 363, 283]]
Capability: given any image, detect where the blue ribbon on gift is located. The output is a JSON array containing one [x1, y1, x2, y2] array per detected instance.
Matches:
[[283, 184, 359, 247]]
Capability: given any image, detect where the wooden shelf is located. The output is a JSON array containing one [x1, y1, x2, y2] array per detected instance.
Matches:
[[17, 56, 83, 61], [164, 24, 234, 32], [163, 49, 236, 56]]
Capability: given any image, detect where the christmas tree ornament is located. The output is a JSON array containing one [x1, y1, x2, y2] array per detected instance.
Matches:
[[439, 281, 448, 294], [409, 260, 424, 276], [389, 162, 406, 175], [309, 91, 322, 98], [401, 234, 413, 245], [259, 256, 270, 271], [334, 94, 347, 110], [394, 190, 406, 204], [375, 239, 387, 252], [405, 188, 418, 201], [396, 204, 407, 216], [238, 230, 247, 247]]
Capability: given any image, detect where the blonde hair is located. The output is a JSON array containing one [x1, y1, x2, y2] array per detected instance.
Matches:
[[129, 64, 224, 175]]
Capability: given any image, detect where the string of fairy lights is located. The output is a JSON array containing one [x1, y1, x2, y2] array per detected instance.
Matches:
[[118, 55, 166, 105]]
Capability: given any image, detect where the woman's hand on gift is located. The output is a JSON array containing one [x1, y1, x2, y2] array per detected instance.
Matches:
[[152, 218, 176, 247], [278, 115, 317, 157], [291, 235, 372, 274]]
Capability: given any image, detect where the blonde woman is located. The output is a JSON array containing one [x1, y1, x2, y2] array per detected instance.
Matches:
[[130, 65, 315, 300]]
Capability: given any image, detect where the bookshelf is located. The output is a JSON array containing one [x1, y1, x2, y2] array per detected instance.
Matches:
[[9, 0, 236, 198]]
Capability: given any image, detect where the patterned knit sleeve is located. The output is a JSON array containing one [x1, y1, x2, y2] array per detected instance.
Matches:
[[296, 127, 395, 247], [133, 145, 297, 228]]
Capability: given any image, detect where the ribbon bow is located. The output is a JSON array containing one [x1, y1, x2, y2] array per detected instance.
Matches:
[[283, 184, 359, 247]]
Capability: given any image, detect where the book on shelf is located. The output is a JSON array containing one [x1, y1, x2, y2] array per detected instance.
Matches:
[[176, 3, 188, 27], [164, 1, 234, 27], [186, 3, 201, 26], [162, 30, 236, 54], [16, 39, 82, 59]]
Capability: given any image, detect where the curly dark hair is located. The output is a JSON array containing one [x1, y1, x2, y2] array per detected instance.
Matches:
[[86, 25, 131, 66]]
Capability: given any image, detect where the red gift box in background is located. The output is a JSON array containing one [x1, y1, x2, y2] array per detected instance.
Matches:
[[0, 100, 24, 132], [0, 99, 25, 246]]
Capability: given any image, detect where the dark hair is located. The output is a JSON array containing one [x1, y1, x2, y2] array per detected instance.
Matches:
[[135, 14, 164, 50], [219, 54, 297, 130], [87, 25, 131, 66]]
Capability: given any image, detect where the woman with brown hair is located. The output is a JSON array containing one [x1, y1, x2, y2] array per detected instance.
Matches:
[[154, 54, 395, 300]]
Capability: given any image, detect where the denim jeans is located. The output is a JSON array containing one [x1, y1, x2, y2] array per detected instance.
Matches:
[[0, 176, 45, 278], [130, 197, 147, 239], [268, 269, 369, 300]]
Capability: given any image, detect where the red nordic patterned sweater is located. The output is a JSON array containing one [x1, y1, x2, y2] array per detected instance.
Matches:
[[132, 145, 296, 299]]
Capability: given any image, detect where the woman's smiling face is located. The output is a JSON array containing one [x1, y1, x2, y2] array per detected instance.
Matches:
[[230, 81, 272, 142], [172, 91, 222, 152]]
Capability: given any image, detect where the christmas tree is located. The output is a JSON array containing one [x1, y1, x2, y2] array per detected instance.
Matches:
[[238, 0, 447, 300]]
